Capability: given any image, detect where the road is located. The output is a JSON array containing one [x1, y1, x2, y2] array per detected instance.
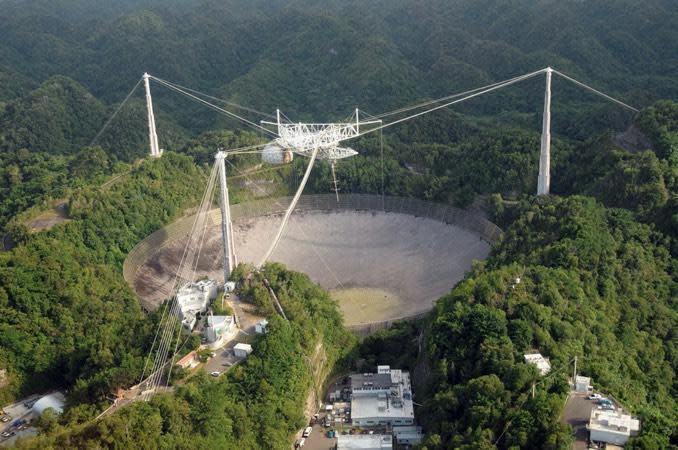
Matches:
[[296, 413, 336, 450], [0, 394, 43, 447], [561, 392, 592, 450], [561, 391, 623, 450]]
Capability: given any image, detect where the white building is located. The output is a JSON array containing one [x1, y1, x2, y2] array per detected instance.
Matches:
[[255, 319, 269, 334], [233, 343, 253, 358], [175, 280, 218, 330], [576, 375, 591, 393], [524, 353, 551, 376], [205, 314, 236, 344], [336, 434, 393, 450], [350, 366, 415, 427], [393, 425, 424, 446], [588, 409, 640, 446]]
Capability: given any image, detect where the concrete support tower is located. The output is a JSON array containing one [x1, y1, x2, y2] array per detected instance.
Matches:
[[537, 67, 553, 195], [216, 151, 237, 282], [143, 73, 161, 158]]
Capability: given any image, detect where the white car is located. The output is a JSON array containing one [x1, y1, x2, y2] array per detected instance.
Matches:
[[210, 371, 220, 377], [587, 393, 602, 400], [302, 426, 312, 438], [295, 438, 305, 448]]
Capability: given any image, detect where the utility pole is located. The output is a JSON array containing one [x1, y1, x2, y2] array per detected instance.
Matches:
[[573, 355, 578, 389], [537, 67, 552, 195], [143, 73, 161, 158], [216, 151, 236, 283]]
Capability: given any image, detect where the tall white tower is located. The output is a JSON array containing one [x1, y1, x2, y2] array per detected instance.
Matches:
[[537, 67, 553, 195], [143, 73, 161, 158], [216, 151, 237, 282]]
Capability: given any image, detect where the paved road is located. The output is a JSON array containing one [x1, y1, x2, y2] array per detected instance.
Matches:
[[562, 392, 592, 450], [203, 338, 245, 376], [296, 413, 336, 450]]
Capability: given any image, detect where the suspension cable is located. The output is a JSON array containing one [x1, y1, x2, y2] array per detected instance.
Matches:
[[351, 68, 547, 140], [150, 75, 277, 136], [367, 70, 543, 120], [552, 69, 639, 112], [89, 77, 142, 146], [149, 78, 276, 119]]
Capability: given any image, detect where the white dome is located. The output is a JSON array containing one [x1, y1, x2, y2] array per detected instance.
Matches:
[[32, 393, 65, 416]]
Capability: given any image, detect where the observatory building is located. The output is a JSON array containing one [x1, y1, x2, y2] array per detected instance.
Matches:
[[175, 279, 217, 330], [204, 314, 236, 344], [588, 410, 640, 446], [350, 365, 415, 427]]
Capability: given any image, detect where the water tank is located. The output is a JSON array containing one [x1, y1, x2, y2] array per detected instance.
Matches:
[[262, 143, 293, 165]]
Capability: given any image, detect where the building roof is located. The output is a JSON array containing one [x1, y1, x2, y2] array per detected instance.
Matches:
[[589, 410, 640, 436], [176, 351, 197, 366], [350, 373, 393, 391], [576, 375, 591, 385], [234, 343, 252, 352], [351, 395, 414, 421], [524, 353, 551, 376], [32, 392, 66, 416], [207, 315, 234, 328], [336, 434, 393, 449]]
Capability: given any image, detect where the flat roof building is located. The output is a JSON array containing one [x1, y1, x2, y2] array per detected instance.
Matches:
[[393, 425, 424, 446], [524, 353, 551, 376], [233, 343, 253, 358], [350, 365, 415, 427], [576, 375, 591, 393], [588, 410, 640, 446], [336, 434, 393, 449], [205, 314, 235, 343], [255, 319, 269, 334]]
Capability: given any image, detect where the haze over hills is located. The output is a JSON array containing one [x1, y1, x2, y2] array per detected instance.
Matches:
[[0, 1, 675, 449]]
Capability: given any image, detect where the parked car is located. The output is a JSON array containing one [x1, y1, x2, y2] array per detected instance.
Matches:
[[303, 426, 312, 438], [295, 438, 305, 448], [587, 393, 602, 400], [0, 416, 10, 423], [210, 371, 220, 377], [1, 431, 15, 438]]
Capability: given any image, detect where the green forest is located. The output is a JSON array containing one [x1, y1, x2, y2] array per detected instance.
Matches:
[[15, 263, 354, 449], [0, 0, 676, 448]]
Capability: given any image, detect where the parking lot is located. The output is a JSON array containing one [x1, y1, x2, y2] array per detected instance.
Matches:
[[0, 395, 41, 447], [296, 414, 335, 450], [203, 339, 245, 376], [561, 392, 622, 450]]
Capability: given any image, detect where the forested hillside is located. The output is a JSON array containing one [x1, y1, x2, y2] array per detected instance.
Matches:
[[0, 153, 204, 403], [16, 263, 354, 449], [0, 0, 675, 448], [416, 195, 676, 449]]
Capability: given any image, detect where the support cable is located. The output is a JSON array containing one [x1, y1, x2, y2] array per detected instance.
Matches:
[[367, 70, 542, 120], [140, 163, 219, 396], [148, 78, 276, 119], [150, 76, 277, 136], [351, 68, 547, 140], [89, 77, 142, 146], [552, 69, 639, 112], [223, 159, 347, 293], [259, 145, 320, 266]]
